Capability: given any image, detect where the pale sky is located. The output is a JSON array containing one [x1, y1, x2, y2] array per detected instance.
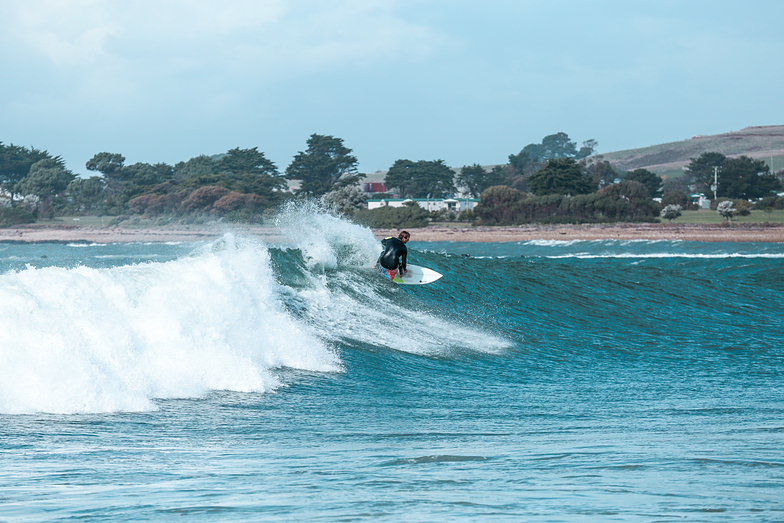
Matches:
[[2, 0, 782, 177]]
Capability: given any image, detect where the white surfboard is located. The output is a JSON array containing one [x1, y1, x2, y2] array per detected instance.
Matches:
[[389, 264, 442, 285]]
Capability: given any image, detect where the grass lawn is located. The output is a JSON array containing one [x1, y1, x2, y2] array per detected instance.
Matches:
[[668, 209, 784, 225]]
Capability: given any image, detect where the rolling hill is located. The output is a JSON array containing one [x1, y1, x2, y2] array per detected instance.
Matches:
[[357, 125, 784, 190], [597, 125, 784, 179]]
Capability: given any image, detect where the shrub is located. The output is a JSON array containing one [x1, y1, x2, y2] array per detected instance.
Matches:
[[353, 203, 430, 228], [179, 186, 231, 213], [128, 192, 184, 216], [733, 199, 752, 216], [756, 195, 784, 210], [321, 185, 367, 216], [458, 209, 476, 222], [475, 185, 526, 224], [660, 204, 682, 222], [213, 192, 267, 215], [0, 207, 36, 227]]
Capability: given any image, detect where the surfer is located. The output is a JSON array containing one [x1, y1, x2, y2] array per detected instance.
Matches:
[[377, 231, 410, 281]]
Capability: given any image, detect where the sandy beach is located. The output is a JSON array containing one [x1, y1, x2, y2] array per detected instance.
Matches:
[[1, 222, 783, 243]]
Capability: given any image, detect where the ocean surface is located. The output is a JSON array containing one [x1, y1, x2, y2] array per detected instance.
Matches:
[[1, 210, 783, 522]]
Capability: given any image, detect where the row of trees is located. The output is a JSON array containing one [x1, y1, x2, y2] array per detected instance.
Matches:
[[471, 152, 783, 225], [682, 152, 781, 200], [474, 177, 660, 225], [1, 135, 363, 224], [378, 133, 602, 201], [3, 132, 783, 227]]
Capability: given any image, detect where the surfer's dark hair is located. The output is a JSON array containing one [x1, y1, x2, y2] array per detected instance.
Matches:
[[398, 231, 410, 240]]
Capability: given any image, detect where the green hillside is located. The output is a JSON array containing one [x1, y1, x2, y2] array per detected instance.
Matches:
[[360, 126, 784, 188], [597, 125, 784, 179]]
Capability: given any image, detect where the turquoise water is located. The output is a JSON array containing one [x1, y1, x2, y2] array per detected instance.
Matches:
[[1, 212, 783, 521]]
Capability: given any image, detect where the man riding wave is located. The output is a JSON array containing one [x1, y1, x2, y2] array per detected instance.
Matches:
[[377, 230, 410, 281]]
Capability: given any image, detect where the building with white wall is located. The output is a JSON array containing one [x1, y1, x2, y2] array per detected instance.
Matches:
[[367, 198, 479, 213]]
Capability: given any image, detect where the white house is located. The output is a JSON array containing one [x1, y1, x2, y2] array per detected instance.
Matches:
[[688, 193, 712, 209], [367, 198, 479, 213]]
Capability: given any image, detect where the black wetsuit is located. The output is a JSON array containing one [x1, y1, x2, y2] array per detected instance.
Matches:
[[378, 237, 407, 271]]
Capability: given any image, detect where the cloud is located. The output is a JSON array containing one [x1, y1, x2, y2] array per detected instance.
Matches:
[[2, 1, 446, 78]]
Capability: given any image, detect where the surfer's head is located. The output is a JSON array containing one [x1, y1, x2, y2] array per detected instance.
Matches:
[[398, 231, 410, 243]]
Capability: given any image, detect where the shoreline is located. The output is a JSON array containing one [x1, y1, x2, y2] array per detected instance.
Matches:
[[1, 223, 783, 243]]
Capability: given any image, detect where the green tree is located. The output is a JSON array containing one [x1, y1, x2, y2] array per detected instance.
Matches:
[[597, 180, 657, 219], [384, 159, 456, 198], [86, 152, 126, 197], [527, 158, 594, 196], [506, 151, 537, 192], [541, 132, 578, 159], [456, 164, 506, 198], [508, 150, 538, 178], [519, 132, 578, 162], [86, 152, 125, 176], [85, 153, 179, 212], [216, 147, 279, 178], [624, 168, 662, 198], [15, 158, 75, 198], [213, 147, 285, 199], [475, 185, 526, 224], [661, 172, 692, 195], [507, 133, 584, 191], [0, 143, 59, 195], [286, 134, 359, 197], [661, 190, 687, 207], [575, 139, 598, 159], [686, 152, 726, 197], [173, 155, 216, 180], [14, 159, 76, 217], [122, 162, 173, 188], [719, 156, 781, 199], [66, 177, 106, 214], [584, 159, 618, 189]]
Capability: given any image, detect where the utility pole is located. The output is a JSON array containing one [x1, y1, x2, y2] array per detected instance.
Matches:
[[711, 166, 719, 200]]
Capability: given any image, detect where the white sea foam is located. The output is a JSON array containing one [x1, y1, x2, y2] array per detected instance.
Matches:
[[275, 200, 380, 270], [547, 253, 784, 259], [274, 205, 513, 356], [523, 239, 678, 247], [0, 234, 339, 414]]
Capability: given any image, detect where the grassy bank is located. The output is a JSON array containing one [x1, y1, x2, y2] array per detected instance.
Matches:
[[668, 209, 784, 225]]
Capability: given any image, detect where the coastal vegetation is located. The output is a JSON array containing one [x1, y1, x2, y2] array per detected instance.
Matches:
[[2, 129, 783, 229]]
